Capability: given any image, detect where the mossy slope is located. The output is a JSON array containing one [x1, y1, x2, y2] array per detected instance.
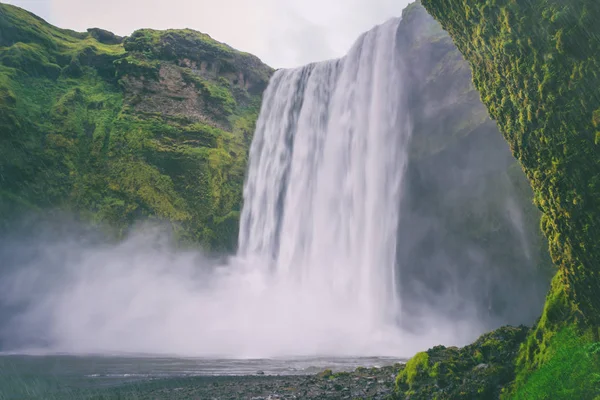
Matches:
[[0, 3, 273, 250], [509, 271, 600, 399], [395, 326, 529, 399]]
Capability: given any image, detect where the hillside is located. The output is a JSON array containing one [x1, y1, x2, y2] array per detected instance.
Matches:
[[0, 3, 273, 251]]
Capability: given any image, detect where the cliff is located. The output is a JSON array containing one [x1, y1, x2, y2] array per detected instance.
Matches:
[[0, 3, 273, 251], [396, 3, 552, 330], [404, 0, 600, 398]]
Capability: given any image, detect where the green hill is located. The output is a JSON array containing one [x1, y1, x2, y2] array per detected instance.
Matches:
[[0, 2, 273, 251]]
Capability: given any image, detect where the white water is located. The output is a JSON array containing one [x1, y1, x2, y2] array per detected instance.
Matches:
[[240, 18, 409, 332], [0, 18, 480, 358]]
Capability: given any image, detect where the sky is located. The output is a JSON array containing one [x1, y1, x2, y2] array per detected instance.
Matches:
[[3, 0, 411, 68]]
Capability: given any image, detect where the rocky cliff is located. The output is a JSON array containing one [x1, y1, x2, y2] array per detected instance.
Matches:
[[0, 3, 273, 251]]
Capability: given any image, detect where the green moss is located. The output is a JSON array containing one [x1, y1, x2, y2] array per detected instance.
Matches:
[[0, 3, 84, 49], [114, 54, 160, 79], [505, 271, 591, 397], [395, 326, 530, 400], [0, 42, 61, 78], [420, 0, 600, 397], [511, 326, 600, 399], [124, 28, 234, 60], [397, 352, 430, 389], [429, 362, 442, 378], [180, 68, 236, 117], [317, 369, 333, 379]]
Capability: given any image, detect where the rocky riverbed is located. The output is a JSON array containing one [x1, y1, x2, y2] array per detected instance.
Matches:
[[90, 365, 400, 400]]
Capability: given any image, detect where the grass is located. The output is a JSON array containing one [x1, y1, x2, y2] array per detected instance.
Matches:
[[512, 326, 600, 399]]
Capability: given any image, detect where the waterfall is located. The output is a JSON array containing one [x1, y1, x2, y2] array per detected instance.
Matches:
[[2, 17, 476, 358], [239, 18, 410, 329]]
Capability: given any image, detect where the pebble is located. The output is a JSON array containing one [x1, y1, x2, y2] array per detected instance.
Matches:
[[101, 365, 400, 399]]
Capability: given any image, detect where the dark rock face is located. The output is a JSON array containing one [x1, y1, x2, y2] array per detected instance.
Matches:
[[120, 63, 220, 126], [395, 3, 553, 330]]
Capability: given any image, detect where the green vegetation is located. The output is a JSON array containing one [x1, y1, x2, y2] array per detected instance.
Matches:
[[418, 0, 600, 398], [512, 325, 600, 400], [0, 3, 272, 250], [395, 351, 429, 391], [505, 271, 600, 398], [395, 326, 529, 399]]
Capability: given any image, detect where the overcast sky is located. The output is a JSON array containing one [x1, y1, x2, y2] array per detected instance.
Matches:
[[4, 0, 411, 68]]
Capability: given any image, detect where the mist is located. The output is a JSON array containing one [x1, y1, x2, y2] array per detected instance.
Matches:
[[0, 221, 483, 358]]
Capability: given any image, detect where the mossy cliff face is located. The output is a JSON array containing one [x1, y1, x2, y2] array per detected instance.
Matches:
[[417, 0, 600, 397], [0, 4, 273, 250], [396, 3, 552, 328], [420, 0, 600, 327]]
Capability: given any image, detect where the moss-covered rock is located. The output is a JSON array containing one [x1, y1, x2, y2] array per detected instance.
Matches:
[[395, 326, 529, 399], [419, 0, 600, 397], [0, 3, 273, 251], [505, 271, 600, 399], [87, 28, 124, 45], [421, 0, 600, 328]]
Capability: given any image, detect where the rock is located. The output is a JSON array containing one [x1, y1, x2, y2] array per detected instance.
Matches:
[[87, 28, 124, 45], [317, 369, 333, 379], [395, 326, 529, 399]]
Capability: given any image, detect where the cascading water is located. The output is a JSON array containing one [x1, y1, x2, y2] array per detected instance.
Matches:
[[239, 17, 410, 331]]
